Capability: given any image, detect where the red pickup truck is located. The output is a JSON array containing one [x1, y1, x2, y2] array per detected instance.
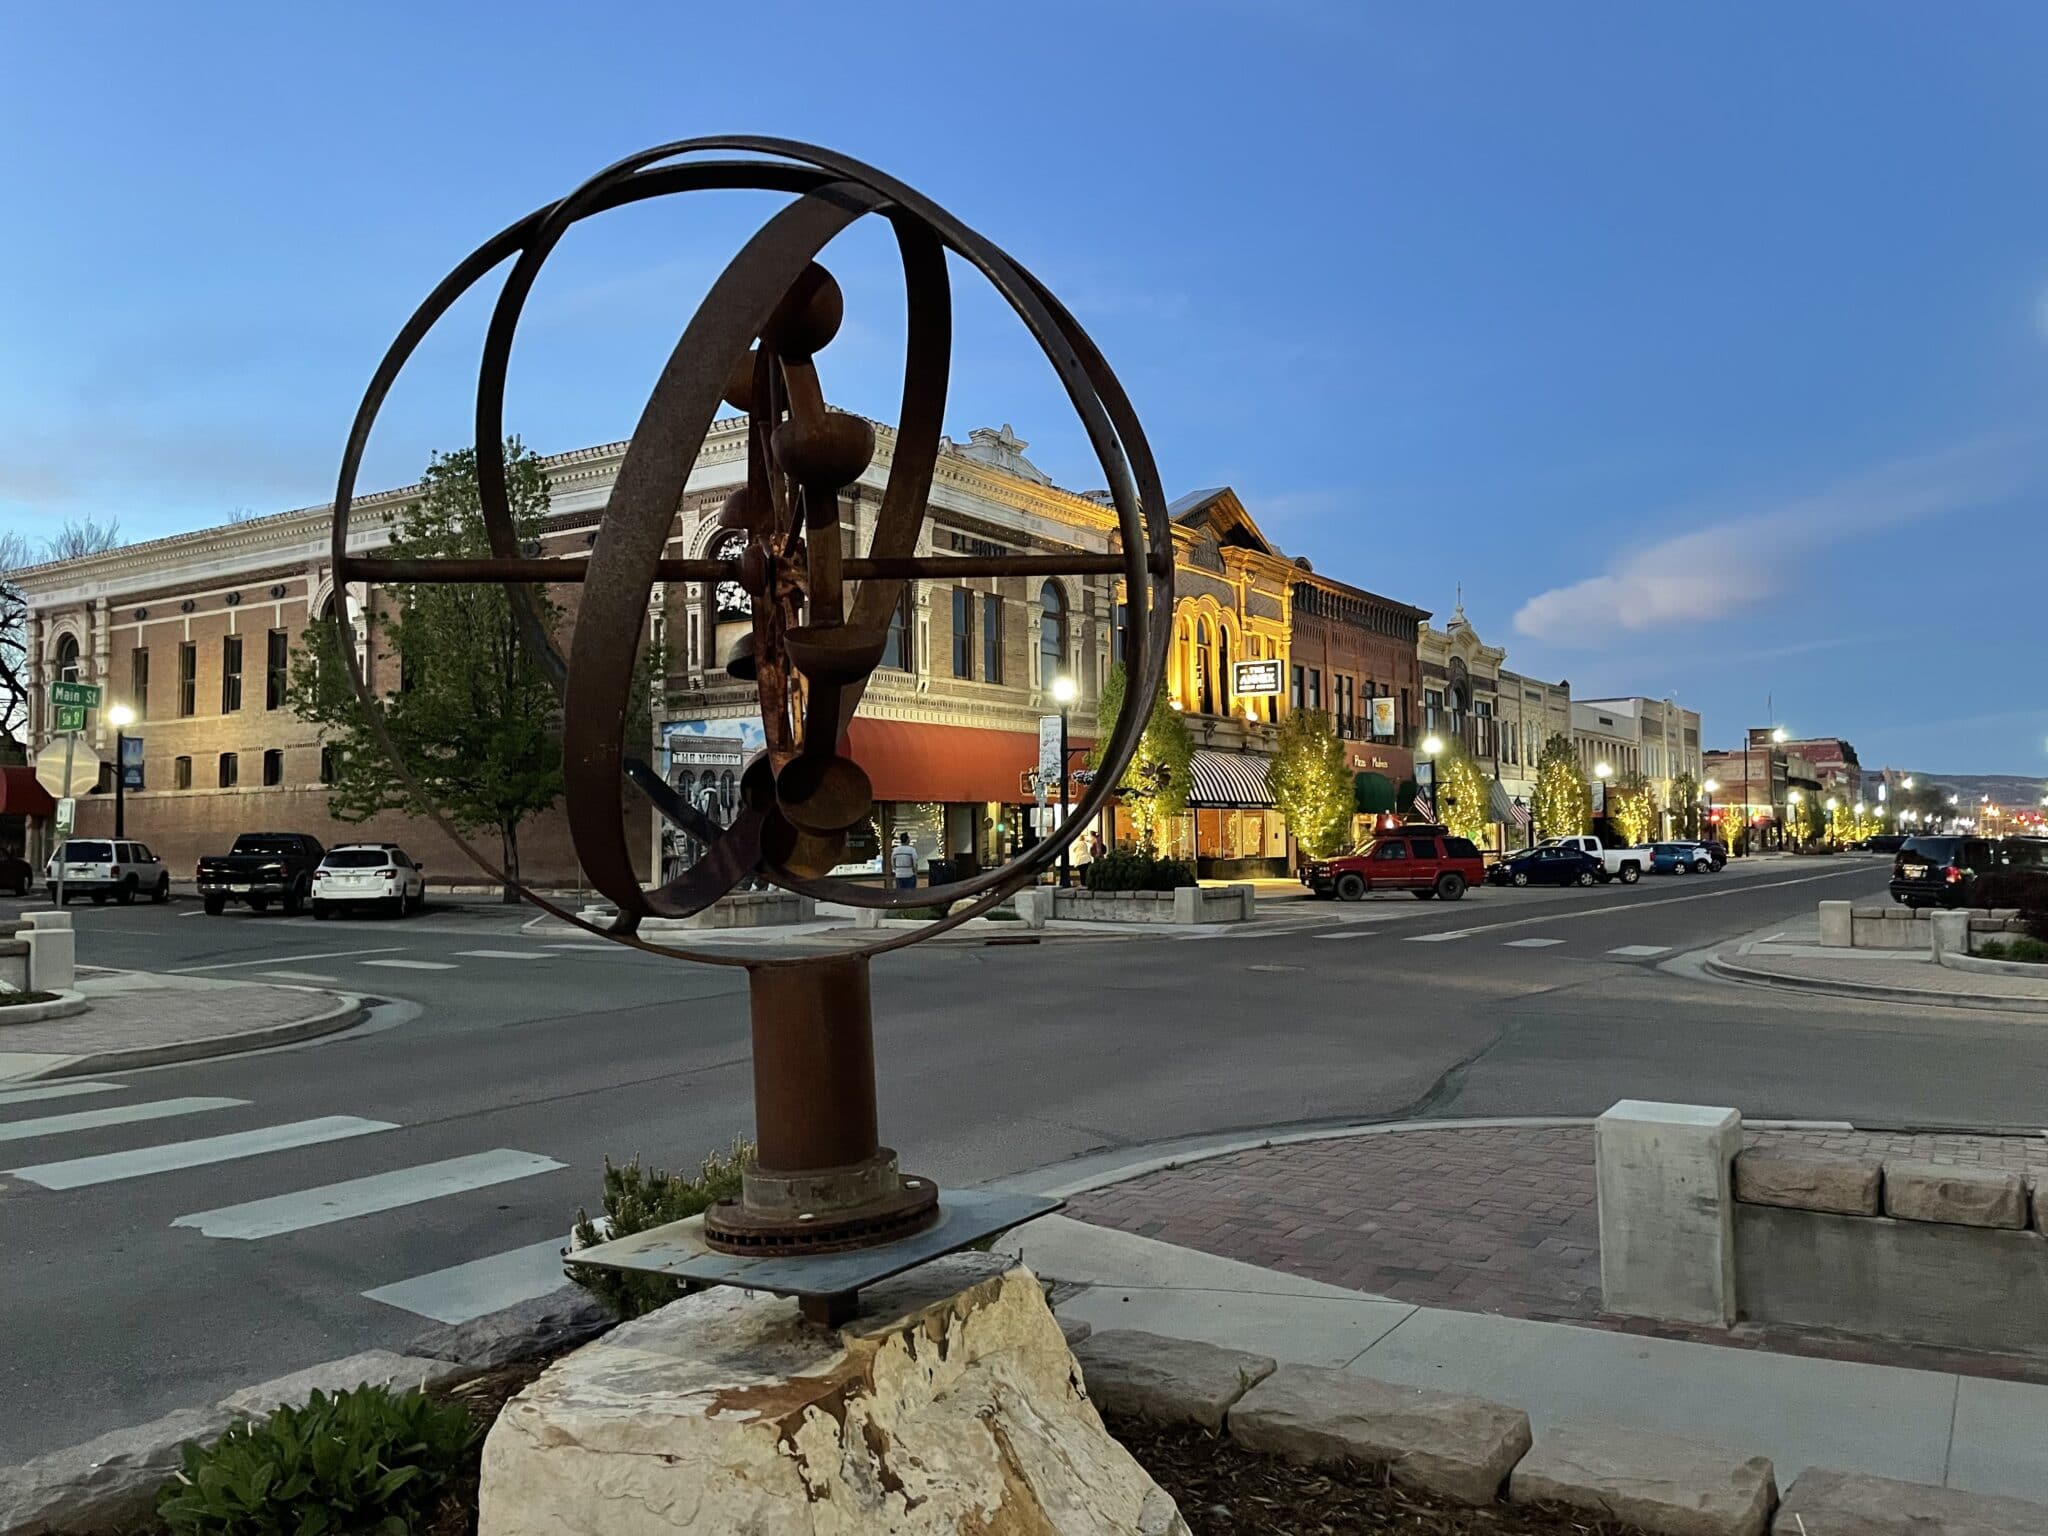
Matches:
[[1302, 825, 1485, 902]]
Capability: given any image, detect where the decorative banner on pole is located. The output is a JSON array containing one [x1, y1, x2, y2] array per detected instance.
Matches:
[[1369, 697, 1397, 739], [1037, 715, 1062, 808], [120, 733, 146, 791], [1231, 659, 1282, 697]]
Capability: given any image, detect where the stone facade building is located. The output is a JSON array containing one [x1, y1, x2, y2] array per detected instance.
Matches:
[[1495, 668, 1573, 840], [1572, 696, 1704, 837]]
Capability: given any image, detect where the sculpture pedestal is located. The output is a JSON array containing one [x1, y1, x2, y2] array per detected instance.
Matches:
[[478, 1254, 1187, 1535]]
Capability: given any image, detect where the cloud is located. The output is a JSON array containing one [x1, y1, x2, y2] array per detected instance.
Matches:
[[1513, 437, 2030, 647]]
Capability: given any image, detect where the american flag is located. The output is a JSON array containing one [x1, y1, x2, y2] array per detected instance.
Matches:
[[1413, 792, 1434, 819], [1508, 798, 1531, 829]]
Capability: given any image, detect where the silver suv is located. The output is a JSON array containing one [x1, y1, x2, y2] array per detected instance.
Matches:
[[45, 839, 171, 905]]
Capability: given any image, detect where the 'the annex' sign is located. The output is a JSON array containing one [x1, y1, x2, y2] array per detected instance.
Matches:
[[1231, 659, 1282, 696]]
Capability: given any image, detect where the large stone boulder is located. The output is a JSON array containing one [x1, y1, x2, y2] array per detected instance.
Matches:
[[477, 1255, 1187, 1535], [1508, 1421, 1775, 1536], [1733, 1146, 1881, 1216], [1774, 1467, 2048, 1534], [1072, 1330, 1275, 1430]]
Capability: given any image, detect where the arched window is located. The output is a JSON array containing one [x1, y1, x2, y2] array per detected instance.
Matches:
[[55, 633, 81, 684], [720, 770, 737, 813], [1038, 580, 1068, 686], [1217, 627, 1233, 718], [1194, 619, 1215, 715]]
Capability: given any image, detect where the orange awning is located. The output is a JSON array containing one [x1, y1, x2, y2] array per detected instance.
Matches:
[[844, 719, 1090, 805], [0, 766, 57, 819]]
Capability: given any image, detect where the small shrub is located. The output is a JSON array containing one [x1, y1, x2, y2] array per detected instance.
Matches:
[[568, 1141, 753, 1319], [158, 1384, 478, 1536], [2026, 909, 2048, 946], [1082, 849, 1198, 892], [1978, 937, 2048, 964]]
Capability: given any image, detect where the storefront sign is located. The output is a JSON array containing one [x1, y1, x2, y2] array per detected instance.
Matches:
[[1231, 659, 1282, 696], [1369, 697, 1397, 738], [947, 531, 1009, 559]]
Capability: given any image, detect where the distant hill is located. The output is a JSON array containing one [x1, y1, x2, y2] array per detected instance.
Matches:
[[1902, 771, 2045, 811]]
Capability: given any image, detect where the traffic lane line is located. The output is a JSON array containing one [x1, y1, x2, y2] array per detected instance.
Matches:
[[0, 1081, 125, 1108], [169, 947, 407, 973], [359, 959, 459, 971]]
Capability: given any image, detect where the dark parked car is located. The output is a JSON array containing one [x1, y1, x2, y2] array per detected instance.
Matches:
[[1862, 834, 1906, 854], [0, 850, 31, 897], [1697, 839, 1730, 870], [1304, 826, 1484, 902], [196, 832, 326, 915], [1890, 835, 2048, 909], [1489, 846, 1603, 888]]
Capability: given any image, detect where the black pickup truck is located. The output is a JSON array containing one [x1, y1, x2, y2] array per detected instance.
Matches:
[[196, 832, 326, 915]]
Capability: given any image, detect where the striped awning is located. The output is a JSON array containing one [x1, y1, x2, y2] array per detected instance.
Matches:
[[1487, 778, 1517, 826], [1186, 750, 1275, 809]]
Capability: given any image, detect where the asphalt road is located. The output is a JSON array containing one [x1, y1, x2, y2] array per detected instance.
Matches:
[[4, 853, 2043, 1459]]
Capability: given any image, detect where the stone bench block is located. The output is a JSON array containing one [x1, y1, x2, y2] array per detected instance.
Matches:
[[1818, 901, 1853, 947], [1510, 1421, 1775, 1536], [1734, 1146, 1882, 1216], [1774, 1467, 2048, 1534], [1883, 1161, 2027, 1229], [1227, 1363, 1531, 1506], [1073, 1329, 1275, 1430]]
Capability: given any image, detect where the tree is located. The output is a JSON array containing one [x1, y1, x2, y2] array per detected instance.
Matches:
[[1432, 740, 1492, 847], [289, 442, 570, 900], [42, 515, 124, 563], [1268, 708, 1352, 858], [0, 532, 30, 752], [1790, 794, 1823, 847], [1091, 661, 1193, 852], [1609, 771, 1659, 848], [1669, 771, 1701, 840], [1531, 732, 1590, 840]]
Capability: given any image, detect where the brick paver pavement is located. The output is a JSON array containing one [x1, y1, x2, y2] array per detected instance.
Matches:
[[1067, 1122, 2048, 1382]]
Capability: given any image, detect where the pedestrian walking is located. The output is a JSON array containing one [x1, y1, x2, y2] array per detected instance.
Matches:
[[1088, 830, 1106, 862], [890, 832, 920, 890]]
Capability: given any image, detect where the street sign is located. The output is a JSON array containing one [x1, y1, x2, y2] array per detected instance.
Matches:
[[55, 797, 76, 836], [1232, 658, 1282, 696], [54, 703, 87, 733], [50, 680, 101, 709], [35, 736, 101, 799]]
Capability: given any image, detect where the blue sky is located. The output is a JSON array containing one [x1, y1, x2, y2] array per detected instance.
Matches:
[[5, 3, 2045, 776]]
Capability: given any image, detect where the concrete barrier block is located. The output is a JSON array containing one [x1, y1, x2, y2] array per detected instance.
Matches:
[[24, 910, 73, 931], [1884, 1161, 2027, 1229], [1774, 1467, 2048, 1535], [1817, 900, 1852, 947], [1013, 889, 1050, 929], [1511, 1421, 1775, 1536], [24, 927, 75, 992], [1172, 886, 1200, 924], [1733, 1146, 1881, 1216], [1929, 910, 1970, 960], [1597, 1101, 1742, 1327]]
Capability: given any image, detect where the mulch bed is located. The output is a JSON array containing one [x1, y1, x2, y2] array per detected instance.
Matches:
[[420, 1357, 555, 1536], [1112, 1419, 1649, 1536]]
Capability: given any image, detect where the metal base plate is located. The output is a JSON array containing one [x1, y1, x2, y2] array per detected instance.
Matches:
[[569, 1189, 1061, 1300]]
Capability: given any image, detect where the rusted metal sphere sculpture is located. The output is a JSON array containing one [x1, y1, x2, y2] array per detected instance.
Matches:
[[327, 138, 1174, 1262]]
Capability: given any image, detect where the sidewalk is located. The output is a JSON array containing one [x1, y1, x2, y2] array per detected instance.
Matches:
[[1708, 933, 2048, 1013], [0, 971, 364, 1082], [998, 1192, 2048, 1505]]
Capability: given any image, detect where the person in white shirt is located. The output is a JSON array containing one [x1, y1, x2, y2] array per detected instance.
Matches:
[[890, 833, 920, 890]]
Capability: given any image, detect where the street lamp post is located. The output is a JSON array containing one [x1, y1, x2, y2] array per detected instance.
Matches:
[[1421, 734, 1443, 822], [106, 703, 136, 839], [1594, 761, 1612, 835], [1787, 789, 1802, 850], [1051, 675, 1078, 888], [1702, 777, 1719, 842]]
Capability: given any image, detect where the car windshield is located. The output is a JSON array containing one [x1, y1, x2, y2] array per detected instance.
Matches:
[[323, 850, 392, 869], [234, 837, 305, 856], [59, 841, 113, 862]]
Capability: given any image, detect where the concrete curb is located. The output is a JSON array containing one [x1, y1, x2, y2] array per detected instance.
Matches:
[[0, 989, 88, 1025], [1943, 950, 2048, 980], [23, 991, 370, 1082], [1705, 952, 2048, 1016]]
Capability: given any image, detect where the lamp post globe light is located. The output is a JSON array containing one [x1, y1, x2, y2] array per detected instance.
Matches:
[[106, 702, 136, 839], [1050, 674, 1078, 889], [1787, 788, 1802, 848], [1421, 733, 1444, 822], [1702, 776, 1719, 841]]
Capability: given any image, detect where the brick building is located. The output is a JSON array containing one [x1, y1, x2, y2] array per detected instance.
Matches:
[[1286, 566, 1428, 822]]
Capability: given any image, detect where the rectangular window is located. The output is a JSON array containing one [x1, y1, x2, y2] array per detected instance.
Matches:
[[1307, 668, 1322, 712], [1424, 687, 1443, 732], [130, 647, 149, 720], [173, 755, 192, 790], [880, 586, 913, 672], [320, 744, 341, 785], [178, 642, 196, 717], [1290, 664, 1304, 711], [1112, 602, 1128, 665], [262, 748, 284, 787], [218, 752, 239, 788], [265, 629, 288, 710], [981, 593, 1004, 684], [221, 635, 243, 713], [951, 588, 973, 679]]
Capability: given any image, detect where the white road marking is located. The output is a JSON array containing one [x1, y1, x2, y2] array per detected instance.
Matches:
[[362, 1238, 567, 1324], [1315, 930, 1376, 940], [258, 971, 342, 983], [359, 959, 459, 971], [11, 1116, 397, 1190], [170, 948, 405, 974], [0, 1081, 125, 1108], [454, 950, 553, 961], [544, 943, 624, 952], [1609, 944, 1672, 957], [0, 1097, 248, 1144], [1386, 867, 1875, 945], [1405, 931, 1474, 943], [173, 1150, 567, 1239], [1505, 937, 1566, 948]]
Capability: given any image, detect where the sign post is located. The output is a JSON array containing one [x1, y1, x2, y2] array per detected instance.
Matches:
[[39, 683, 106, 907]]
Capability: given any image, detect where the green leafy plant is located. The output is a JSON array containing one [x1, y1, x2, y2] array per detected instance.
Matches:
[[158, 1385, 478, 1536], [568, 1141, 753, 1319], [1082, 848, 1198, 891], [1267, 708, 1352, 859], [1090, 662, 1192, 851], [1977, 937, 2048, 963]]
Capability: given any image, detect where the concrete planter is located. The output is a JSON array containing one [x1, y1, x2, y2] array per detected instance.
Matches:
[[577, 891, 816, 931], [1014, 883, 1255, 928]]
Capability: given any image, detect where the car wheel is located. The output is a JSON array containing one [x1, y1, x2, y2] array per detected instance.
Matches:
[[1619, 864, 1641, 884], [282, 885, 304, 917], [1511, 870, 1530, 887], [203, 894, 227, 915], [152, 876, 170, 903], [1436, 873, 1466, 901], [1576, 870, 1596, 887], [383, 894, 407, 919], [1336, 872, 1367, 902], [312, 902, 333, 920], [117, 878, 137, 906], [249, 895, 271, 913]]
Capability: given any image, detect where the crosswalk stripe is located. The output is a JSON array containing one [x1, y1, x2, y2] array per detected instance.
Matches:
[[0, 1081, 125, 1108], [258, 971, 341, 983], [545, 943, 620, 952], [1314, 930, 1376, 940], [10, 1116, 397, 1190], [1608, 944, 1671, 957], [0, 1097, 248, 1144], [362, 1238, 567, 1324], [173, 1150, 567, 1239], [1504, 937, 1566, 948], [453, 950, 552, 961], [1404, 931, 1473, 943], [359, 959, 459, 971]]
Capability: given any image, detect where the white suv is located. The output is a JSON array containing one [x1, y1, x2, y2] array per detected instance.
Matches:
[[45, 839, 171, 905], [312, 844, 426, 919]]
